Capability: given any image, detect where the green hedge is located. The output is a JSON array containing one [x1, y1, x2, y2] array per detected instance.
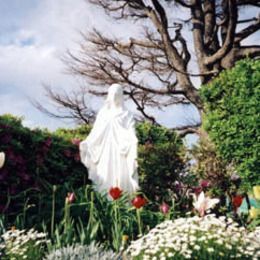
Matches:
[[200, 59, 260, 189], [0, 115, 89, 216], [136, 123, 185, 203]]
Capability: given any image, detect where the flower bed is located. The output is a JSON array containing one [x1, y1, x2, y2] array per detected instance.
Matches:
[[126, 215, 260, 259]]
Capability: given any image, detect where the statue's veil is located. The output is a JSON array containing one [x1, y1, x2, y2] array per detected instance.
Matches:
[[105, 83, 124, 109]]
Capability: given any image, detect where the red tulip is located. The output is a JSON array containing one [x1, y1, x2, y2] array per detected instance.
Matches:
[[232, 195, 243, 212], [66, 192, 76, 204], [160, 202, 170, 215], [132, 196, 147, 209], [109, 187, 122, 200]]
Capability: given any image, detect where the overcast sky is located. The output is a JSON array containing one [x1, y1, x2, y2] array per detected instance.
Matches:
[[0, 1, 258, 137]]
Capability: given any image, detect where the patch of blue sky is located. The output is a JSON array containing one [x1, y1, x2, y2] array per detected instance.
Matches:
[[0, 34, 35, 46], [0, 83, 24, 95], [19, 37, 35, 46], [0, 0, 39, 46]]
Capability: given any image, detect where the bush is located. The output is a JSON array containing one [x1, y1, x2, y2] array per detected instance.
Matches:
[[126, 215, 260, 259], [190, 135, 242, 209], [136, 122, 187, 204], [200, 59, 260, 189], [0, 114, 89, 220]]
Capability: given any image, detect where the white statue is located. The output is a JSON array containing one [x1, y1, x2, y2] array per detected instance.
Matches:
[[80, 84, 139, 194]]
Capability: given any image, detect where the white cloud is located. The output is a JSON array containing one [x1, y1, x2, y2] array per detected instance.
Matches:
[[0, 0, 90, 129], [0, 0, 258, 133]]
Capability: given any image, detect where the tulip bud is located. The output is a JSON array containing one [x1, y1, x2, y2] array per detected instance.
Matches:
[[0, 152, 5, 168], [160, 202, 170, 215], [66, 192, 76, 204]]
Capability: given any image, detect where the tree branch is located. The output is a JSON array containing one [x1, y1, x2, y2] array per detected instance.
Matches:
[[235, 18, 260, 43], [31, 86, 96, 124], [205, 0, 237, 65], [237, 0, 260, 7], [236, 45, 260, 59]]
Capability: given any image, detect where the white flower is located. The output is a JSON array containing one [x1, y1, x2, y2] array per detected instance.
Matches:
[[126, 214, 260, 259], [207, 247, 214, 253], [194, 245, 200, 250], [193, 192, 219, 217], [0, 152, 5, 168]]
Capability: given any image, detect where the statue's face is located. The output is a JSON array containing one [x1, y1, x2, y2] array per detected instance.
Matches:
[[108, 84, 123, 107]]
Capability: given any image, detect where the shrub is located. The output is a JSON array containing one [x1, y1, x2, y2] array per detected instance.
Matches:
[[137, 122, 187, 204], [190, 135, 242, 210], [200, 59, 260, 189], [0, 114, 89, 221], [126, 214, 260, 259]]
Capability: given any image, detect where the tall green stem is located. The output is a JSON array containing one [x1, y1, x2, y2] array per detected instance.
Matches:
[[114, 199, 122, 251], [51, 185, 56, 237], [136, 209, 142, 236]]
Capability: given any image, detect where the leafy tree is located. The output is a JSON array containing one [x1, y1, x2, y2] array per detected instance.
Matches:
[[38, 0, 259, 135], [200, 58, 260, 189]]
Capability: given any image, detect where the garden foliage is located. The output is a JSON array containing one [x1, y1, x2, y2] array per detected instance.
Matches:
[[0, 114, 89, 219], [201, 59, 260, 189], [0, 115, 185, 226], [136, 122, 186, 203]]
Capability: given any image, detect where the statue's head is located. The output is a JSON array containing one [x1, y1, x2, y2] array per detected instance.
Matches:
[[106, 83, 124, 108]]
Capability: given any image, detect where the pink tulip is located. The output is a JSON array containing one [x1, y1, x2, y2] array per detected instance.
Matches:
[[160, 202, 170, 215], [66, 192, 76, 204]]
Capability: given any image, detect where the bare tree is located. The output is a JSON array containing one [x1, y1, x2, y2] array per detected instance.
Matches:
[[33, 85, 96, 124], [41, 0, 260, 134]]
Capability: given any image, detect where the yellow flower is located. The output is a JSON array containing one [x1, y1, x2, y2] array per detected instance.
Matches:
[[11, 226, 16, 231], [253, 186, 260, 200], [249, 207, 260, 219], [122, 235, 129, 242]]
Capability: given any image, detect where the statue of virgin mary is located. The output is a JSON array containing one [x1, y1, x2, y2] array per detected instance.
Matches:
[[79, 84, 139, 194]]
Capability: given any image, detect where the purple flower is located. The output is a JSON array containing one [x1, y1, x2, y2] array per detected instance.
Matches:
[[200, 180, 210, 189], [1, 134, 11, 144], [64, 149, 72, 157], [74, 153, 80, 162], [44, 137, 52, 147]]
